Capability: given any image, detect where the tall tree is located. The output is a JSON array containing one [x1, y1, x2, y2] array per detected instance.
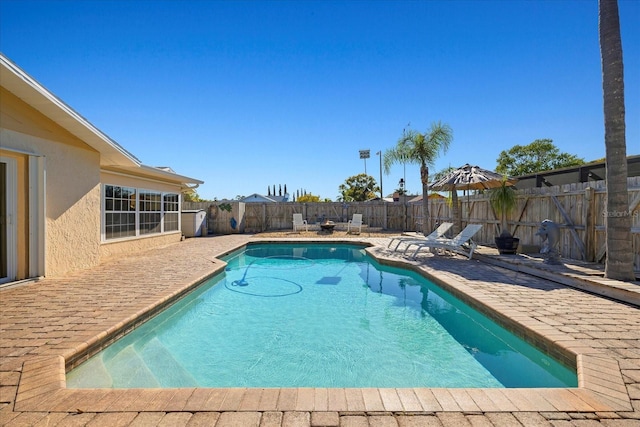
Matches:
[[338, 174, 380, 202], [298, 194, 321, 203], [495, 139, 584, 176], [384, 121, 453, 234], [599, 0, 635, 280], [183, 190, 204, 202]]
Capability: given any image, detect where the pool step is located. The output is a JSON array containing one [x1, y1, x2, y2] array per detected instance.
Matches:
[[69, 339, 198, 388], [66, 355, 114, 388], [138, 338, 199, 387], [104, 345, 161, 388]]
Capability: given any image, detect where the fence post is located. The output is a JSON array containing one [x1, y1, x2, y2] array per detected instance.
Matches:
[[207, 205, 215, 234], [383, 202, 388, 230], [584, 187, 596, 262]]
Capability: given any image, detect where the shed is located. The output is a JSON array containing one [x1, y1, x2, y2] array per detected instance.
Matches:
[[182, 210, 207, 237]]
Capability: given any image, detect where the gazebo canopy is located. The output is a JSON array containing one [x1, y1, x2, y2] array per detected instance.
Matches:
[[430, 164, 517, 192]]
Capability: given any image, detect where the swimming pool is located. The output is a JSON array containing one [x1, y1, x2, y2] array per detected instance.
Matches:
[[67, 243, 577, 388]]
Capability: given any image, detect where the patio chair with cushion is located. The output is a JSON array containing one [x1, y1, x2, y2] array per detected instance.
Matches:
[[387, 222, 453, 252], [347, 213, 363, 234], [292, 213, 308, 233], [407, 223, 483, 260]]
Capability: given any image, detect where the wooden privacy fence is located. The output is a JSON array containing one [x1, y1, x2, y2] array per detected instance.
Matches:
[[426, 176, 639, 269], [183, 177, 639, 272], [182, 200, 413, 234]]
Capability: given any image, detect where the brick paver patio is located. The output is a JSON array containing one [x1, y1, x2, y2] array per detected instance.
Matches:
[[1, 234, 639, 426]]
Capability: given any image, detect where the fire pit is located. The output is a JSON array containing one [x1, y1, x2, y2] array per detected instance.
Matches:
[[320, 221, 336, 232]]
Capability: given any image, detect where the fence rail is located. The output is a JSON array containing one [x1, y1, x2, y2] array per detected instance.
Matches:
[[183, 177, 640, 272]]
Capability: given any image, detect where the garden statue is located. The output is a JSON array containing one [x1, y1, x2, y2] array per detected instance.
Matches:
[[536, 219, 561, 265]]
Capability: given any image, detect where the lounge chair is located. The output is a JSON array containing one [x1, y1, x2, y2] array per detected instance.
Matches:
[[407, 224, 483, 260], [347, 213, 363, 234], [387, 222, 453, 252], [292, 213, 308, 232]]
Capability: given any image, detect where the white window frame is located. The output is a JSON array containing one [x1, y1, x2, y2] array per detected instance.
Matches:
[[102, 183, 181, 242], [163, 193, 180, 232], [138, 189, 162, 236], [29, 155, 46, 278], [103, 184, 137, 240]]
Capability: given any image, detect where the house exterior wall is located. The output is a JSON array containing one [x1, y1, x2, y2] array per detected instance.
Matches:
[[0, 86, 183, 278], [0, 133, 101, 277], [99, 232, 179, 261], [1, 87, 103, 277]]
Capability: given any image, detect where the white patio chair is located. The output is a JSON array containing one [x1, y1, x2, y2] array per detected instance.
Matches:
[[387, 222, 453, 252], [292, 213, 308, 232], [407, 224, 483, 260], [347, 213, 363, 234]]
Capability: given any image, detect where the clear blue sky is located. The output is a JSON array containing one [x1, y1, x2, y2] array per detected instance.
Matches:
[[1, 0, 638, 201]]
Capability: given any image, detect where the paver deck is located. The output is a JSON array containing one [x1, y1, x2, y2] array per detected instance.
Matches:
[[1, 234, 639, 426]]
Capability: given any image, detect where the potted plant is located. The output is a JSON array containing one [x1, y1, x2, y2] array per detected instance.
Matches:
[[489, 178, 519, 254]]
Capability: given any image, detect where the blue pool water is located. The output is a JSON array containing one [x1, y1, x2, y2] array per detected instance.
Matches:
[[67, 243, 577, 388]]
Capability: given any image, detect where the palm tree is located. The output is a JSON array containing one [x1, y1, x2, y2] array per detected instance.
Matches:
[[383, 122, 453, 235], [495, 183, 518, 233], [599, 0, 635, 280]]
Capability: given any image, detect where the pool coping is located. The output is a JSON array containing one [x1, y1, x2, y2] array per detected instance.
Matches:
[[13, 240, 633, 414]]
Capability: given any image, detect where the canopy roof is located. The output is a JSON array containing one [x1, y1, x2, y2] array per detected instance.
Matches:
[[430, 164, 516, 191]]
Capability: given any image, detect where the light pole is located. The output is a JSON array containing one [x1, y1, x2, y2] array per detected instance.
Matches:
[[376, 151, 383, 199], [359, 149, 370, 175], [399, 178, 406, 231]]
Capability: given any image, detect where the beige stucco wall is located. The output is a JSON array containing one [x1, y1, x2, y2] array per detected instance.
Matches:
[[99, 232, 181, 261], [0, 127, 102, 277], [0, 88, 92, 149]]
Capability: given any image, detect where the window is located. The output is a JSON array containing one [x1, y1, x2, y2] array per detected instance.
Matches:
[[139, 190, 162, 235], [164, 193, 179, 232], [105, 185, 136, 239], [103, 185, 181, 241]]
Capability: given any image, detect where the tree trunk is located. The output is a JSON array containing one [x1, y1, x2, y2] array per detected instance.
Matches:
[[500, 210, 509, 237], [599, 0, 635, 280], [421, 165, 430, 235]]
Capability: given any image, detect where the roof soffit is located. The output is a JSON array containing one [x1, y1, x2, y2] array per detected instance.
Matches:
[[103, 164, 204, 186]]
